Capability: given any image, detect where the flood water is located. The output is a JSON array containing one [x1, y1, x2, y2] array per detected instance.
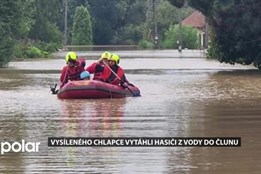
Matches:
[[1, 51, 261, 173]]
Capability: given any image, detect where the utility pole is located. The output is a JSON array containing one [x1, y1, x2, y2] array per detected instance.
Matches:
[[178, 7, 182, 52], [152, 0, 158, 49], [64, 0, 68, 45]]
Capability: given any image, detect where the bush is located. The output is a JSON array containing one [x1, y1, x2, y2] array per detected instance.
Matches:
[[139, 40, 154, 49], [13, 41, 62, 59], [13, 43, 26, 60], [35, 41, 62, 53], [163, 24, 200, 49], [112, 24, 144, 45], [25, 46, 42, 58]]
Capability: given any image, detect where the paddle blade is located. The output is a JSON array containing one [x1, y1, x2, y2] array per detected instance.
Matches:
[[50, 84, 58, 94]]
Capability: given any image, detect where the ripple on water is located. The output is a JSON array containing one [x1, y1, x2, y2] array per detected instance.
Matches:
[[0, 58, 261, 173]]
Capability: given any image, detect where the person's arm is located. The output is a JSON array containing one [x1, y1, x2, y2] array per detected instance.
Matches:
[[86, 62, 97, 74], [99, 66, 111, 82], [59, 66, 68, 87], [60, 66, 67, 83]]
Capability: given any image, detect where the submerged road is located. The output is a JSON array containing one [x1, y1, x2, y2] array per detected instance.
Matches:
[[0, 50, 260, 174]]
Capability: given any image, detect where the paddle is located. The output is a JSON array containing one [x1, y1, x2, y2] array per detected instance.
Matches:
[[102, 61, 138, 97], [50, 83, 59, 94], [50, 63, 71, 95], [50, 58, 85, 95]]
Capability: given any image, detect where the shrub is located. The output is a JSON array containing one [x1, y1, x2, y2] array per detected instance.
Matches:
[[139, 40, 154, 49], [163, 24, 200, 49], [25, 46, 42, 58], [35, 41, 62, 53]]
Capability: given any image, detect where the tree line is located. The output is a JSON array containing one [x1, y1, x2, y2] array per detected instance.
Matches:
[[1, 0, 260, 69], [0, 0, 196, 66]]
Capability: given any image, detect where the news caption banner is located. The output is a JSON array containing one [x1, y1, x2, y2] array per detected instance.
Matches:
[[48, 137, 241, 147], [0, 137, 240, 155]]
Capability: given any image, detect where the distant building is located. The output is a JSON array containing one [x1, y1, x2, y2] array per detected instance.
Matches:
[[181, 11, 208, 48]]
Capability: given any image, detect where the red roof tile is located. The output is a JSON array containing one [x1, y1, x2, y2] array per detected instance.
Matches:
[[182, 11, 206, 31]]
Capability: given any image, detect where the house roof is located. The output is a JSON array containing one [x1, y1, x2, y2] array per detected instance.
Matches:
[[181, 11, 206, 32]]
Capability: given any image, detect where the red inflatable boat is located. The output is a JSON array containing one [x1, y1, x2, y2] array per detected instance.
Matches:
[[57, 80, 141, 99]]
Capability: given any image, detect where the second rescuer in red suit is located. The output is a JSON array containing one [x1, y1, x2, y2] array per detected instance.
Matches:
[[85, 51, 111, 81], [101, 54, 128, 86], [60, 52, 85, 87]]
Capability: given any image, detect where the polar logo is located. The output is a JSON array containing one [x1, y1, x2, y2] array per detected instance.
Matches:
[[1, 140, 40, 155]]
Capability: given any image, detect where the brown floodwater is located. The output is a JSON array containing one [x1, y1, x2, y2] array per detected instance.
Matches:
[[0, 52, 261, 173]]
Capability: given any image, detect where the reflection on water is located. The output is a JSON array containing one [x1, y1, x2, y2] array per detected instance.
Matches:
[[56, 99, 125, 137], [0, 57, 261, 173]]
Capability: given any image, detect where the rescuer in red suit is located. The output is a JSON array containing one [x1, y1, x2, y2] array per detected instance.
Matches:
[[86, 51, 111, 81], [102, 53, 129, 86], [60, 52, 85, 87]]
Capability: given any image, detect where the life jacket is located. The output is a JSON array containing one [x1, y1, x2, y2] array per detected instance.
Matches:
[[61, 61, 84, 86], [67, 66, 83, 81], [78, 58, 86, 68], [86, 63, 106, 81], [105, 65, 126, 85], [93, 64, 106, 80], [106, 65, 119, 83]]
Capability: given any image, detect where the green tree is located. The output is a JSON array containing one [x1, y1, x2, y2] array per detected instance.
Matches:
[[188, 0, 261, 69], [111, 0, 147, 44], [66, 0, 90, 44], [0, 0, 25, 67], [143, 0, 193, 47], [168, 0, 185, 8], [71, 0, 192, 45], [13, 0, 35, 39], [72, 6, 93, 45], [163, 25, 199, 49], [28, 0, 63, 43], [88, 0, 147, 45], [87, 0, 118, 44]]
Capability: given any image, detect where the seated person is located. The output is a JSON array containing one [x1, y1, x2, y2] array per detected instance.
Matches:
[[80, 71, 91, 80], [60, 52, 85, 87], [102, 53, 129, 86], [86, 51, 111, 81]]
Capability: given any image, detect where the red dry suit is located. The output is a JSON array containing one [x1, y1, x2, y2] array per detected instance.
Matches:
[[102, 65, 128, 85], [86, 62, 106, 81], [60, 60, 85, 87]]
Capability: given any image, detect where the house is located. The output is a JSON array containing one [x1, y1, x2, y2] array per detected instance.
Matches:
[[181, 11, 208, 48]]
